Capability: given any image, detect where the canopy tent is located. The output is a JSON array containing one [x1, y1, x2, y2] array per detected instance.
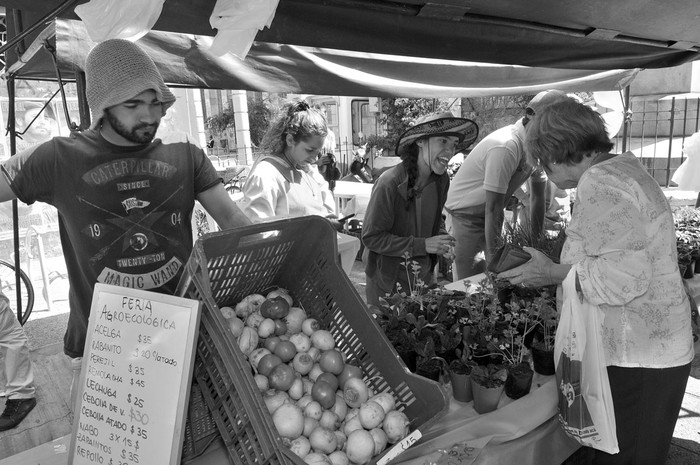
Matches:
[[4, 0, 700, 71], [6, 18, 638, 98]]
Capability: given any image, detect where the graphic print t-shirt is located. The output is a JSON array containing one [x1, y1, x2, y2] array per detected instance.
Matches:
[[1, 130, 221, 357]]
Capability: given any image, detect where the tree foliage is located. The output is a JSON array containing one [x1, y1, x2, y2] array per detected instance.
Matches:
[[205, 104, 236, 136], [372, 98, 457, 155], [247, 95, 273, 147]]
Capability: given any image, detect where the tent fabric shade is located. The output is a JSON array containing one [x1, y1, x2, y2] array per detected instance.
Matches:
[[7, 19, 638, 98], [5, 0, 700, 71]]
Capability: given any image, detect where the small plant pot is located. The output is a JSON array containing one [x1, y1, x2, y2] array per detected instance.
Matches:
[[471, 378, 504, 414], [685, 261, 696, 279], [449, 371, 473, 403], [531, 345, 556, 376], [504, 362, 534, 400], [397, 350, 417, 372], [416, 359, 442, 381]]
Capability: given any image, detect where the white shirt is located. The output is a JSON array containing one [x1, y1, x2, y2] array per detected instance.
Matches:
[[446, 120, 537, 211], [561, 152, 694, 368], [241, 155, 336, 221]]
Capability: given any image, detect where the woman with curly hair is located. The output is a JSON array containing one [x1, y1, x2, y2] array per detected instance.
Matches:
[[362, 112, 478, 305], [241, 99, 343, 229]]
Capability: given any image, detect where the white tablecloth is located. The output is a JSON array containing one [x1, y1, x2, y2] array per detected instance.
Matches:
[[333, 181, 373, 219], [337, 232, 361, 275], [394, 376, 579, 465]]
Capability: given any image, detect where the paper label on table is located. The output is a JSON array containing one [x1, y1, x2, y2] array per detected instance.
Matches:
[[435, 442, 483, 465], [377, 429, 422, 465], [68, 284, 201, 465]]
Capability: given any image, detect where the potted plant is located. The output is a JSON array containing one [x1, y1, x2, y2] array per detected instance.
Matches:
[[469, 363, 507, 414], [485, 316, 535, 401], [372, 303, 420, 371], [447, 343, 478, 402], [528, 291, 558, 376], [674, 206, 700, 277], [375, 255, 471, 379]]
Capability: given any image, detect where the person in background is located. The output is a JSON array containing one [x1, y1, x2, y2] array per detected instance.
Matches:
[[445, 90, 572, 279], [362, 112, 478, 305], [240, 100, 344, 230], [513, 178, 572, 236], [499, 99, 693, 465], [316, 129, 341, 192], [0, 290, 36, 431], [671, 130, 700, 207], [341, 154, 373, 184], [317, 151, 341, 192], [16, 101, 58, 152], [0, 39, 251, 412]]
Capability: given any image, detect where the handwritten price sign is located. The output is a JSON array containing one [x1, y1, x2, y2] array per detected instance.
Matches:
[[69, 284, 201, 465]]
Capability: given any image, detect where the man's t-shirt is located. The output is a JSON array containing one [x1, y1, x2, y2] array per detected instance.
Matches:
[[445, 120, 543, 212], [1, 129, 221, 357]]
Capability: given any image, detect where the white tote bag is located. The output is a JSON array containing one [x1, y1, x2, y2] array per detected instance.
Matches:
[[554, 269, 619, 454]]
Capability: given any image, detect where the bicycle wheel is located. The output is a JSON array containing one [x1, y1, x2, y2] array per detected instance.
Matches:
[[0, 259, 35, 325]]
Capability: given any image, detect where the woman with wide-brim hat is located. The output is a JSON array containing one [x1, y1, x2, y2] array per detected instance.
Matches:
[[361, 112, 478, 306]]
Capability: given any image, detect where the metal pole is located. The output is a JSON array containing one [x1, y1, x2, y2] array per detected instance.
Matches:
[[666, 97, 676, 187], [75, 71, 91, 130], [6, 76, 23, 323], [681, 98, 689, 162], [0, 0, 82, 57], [621, 86, 631, 152]]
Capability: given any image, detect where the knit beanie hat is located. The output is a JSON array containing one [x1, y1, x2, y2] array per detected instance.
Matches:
[[85, 39, 176, 129]]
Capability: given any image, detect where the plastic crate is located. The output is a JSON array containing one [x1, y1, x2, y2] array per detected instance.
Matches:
[[177, 216, 449, 465], [181, 381, 220, 462]]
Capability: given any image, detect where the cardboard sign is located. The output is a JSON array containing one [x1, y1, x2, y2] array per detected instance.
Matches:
[[69, 284, 201, 465]]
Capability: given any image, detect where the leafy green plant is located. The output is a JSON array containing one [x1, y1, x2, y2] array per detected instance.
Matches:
[[373, 255, 472, 364], [498, 221, 566, 264], [470, 364, 507, 388], [205, 104, 236, 136], [674, 206, 700, 267]]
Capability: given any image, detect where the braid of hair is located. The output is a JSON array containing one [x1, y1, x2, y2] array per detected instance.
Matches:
[[402, 144, 420, 209]]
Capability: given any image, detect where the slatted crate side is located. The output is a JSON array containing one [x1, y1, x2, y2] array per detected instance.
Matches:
[[181, 381, 219, 462], [271, 233, 449, 431], [178, 217, 449, 465], [194, 311, 289, 465]]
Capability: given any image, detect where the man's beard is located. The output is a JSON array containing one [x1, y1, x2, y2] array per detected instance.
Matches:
[[104, 110, 159, 144]]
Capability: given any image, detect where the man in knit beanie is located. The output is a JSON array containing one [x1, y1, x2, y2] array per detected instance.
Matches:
[[0, 38, 251, 413], [85, 39, 176, 132]]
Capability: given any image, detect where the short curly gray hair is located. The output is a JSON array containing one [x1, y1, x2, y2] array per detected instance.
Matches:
[[525, 99, 613, 168]]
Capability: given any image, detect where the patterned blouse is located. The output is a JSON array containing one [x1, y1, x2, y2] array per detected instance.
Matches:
[[560, 152, 694, 368]]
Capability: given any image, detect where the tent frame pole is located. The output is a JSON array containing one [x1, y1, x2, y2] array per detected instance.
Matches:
[[0, 0, 81, 57], [621, 85, 631, 153], [6, 75, 24, 323]]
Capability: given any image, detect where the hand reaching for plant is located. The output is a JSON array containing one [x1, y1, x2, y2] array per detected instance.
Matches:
[[497, 246, 571, 288]]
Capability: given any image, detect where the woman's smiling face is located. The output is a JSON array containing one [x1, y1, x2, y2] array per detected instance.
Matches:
[[417, 135, 460, 175]]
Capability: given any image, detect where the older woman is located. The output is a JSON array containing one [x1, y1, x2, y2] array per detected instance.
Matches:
[[499, 99, 694, 465], [241, 100, 341, 229], [362, 112, 478, 305]]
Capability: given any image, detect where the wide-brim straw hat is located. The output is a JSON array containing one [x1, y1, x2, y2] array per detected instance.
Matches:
[[396, 112, 479, 157]]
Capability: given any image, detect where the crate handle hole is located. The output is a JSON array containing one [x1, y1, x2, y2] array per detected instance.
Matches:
[[239, 230, 282, 247]]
